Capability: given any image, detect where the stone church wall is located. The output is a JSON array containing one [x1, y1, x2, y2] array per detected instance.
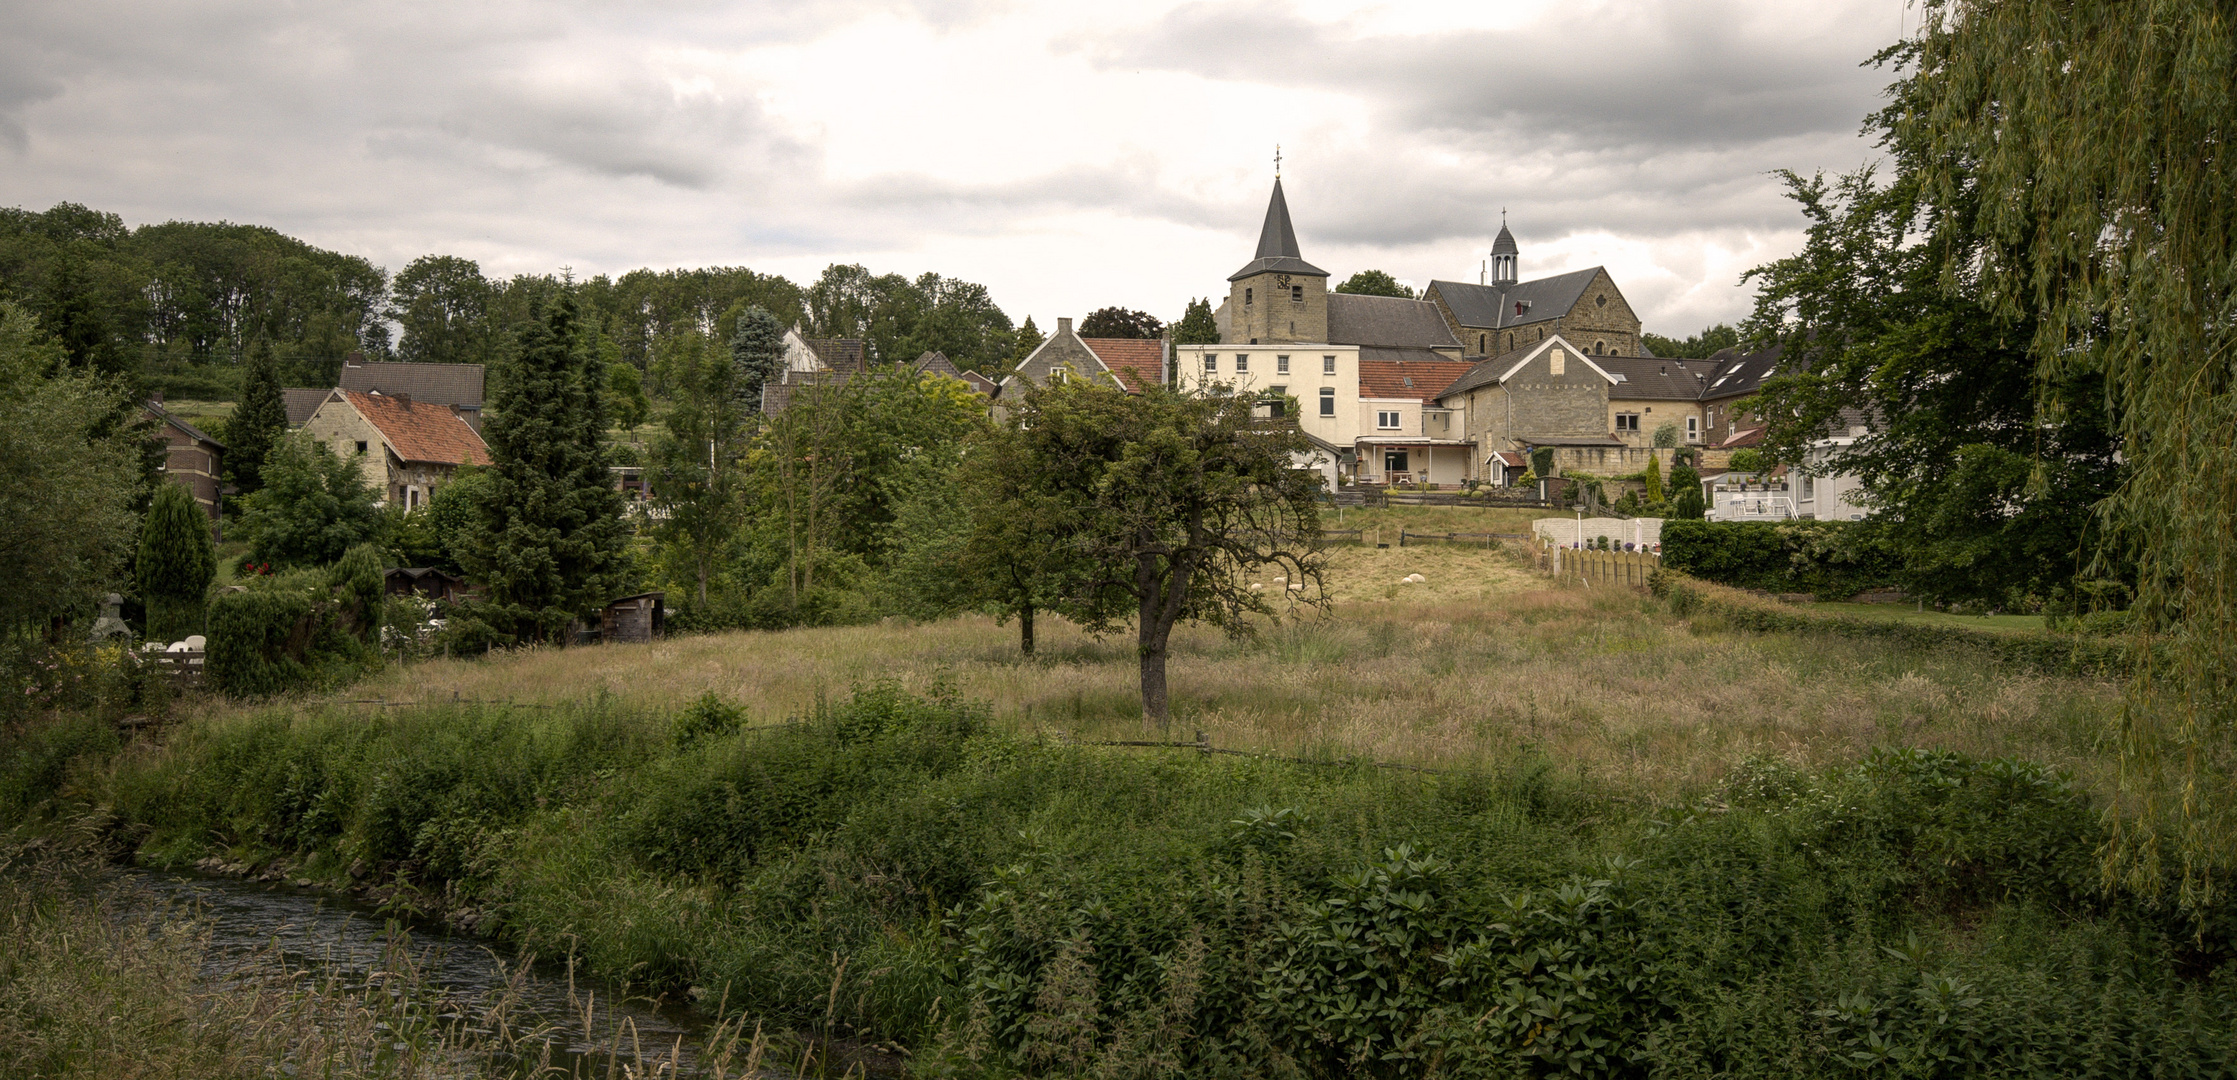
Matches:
[[1225, 272, 1328, 345]]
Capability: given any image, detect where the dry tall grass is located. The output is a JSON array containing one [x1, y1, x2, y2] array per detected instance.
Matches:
[[279, 556, 2121, 802]]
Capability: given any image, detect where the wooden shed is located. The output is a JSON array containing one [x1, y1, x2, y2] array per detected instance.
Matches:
[[599, 592, 665, 644], [383, 567, 473, 603]]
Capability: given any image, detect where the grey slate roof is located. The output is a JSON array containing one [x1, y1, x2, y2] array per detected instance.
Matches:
[[1491, 223, 1518, 257], [1327, 293, 1461, 349], [1435, 341, 1542, 400], [144, 400, 224, 449], [1699, 344, 1784, 400], [1229, 178, 1329, 281], [338, 361, 484, 408], [1598, 355, 1716, 401], [805, 338, 868, 373], [1429, 266, 1604, 329], [912, 351, 962, 378], [284, 387, 332, 426], [1359, 346, 1463, 366]]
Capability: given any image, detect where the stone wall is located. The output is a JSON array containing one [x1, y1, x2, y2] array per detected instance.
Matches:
[[299, 400, 395, 501], [1225, 271, 1328, 345]]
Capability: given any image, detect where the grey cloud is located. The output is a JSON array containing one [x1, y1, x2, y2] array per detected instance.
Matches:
[[1101, 1, 1889, 152]]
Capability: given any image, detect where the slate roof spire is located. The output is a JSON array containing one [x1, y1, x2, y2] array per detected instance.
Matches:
[[1229, 177, 1329, 281], [1490, 211, 1519, 288]]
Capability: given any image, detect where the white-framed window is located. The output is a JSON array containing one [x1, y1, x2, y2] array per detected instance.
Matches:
[[1236, 353, 1250, 373], [1322, 355, 1337, 375], [1276, 354, 1290, 374], [1615, 413, 1640, 433], [1319, 388, 1336, 416], [1377, 411, 1401, 430], [1686, 416, 1700, 441], [1202, 354, 1217, 375]]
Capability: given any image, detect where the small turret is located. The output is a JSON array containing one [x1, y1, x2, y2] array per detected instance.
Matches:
[[1490, 217, 1519, 288]]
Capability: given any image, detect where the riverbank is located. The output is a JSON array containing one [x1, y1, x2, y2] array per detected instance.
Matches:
[[6, 587, 2231, 1076]]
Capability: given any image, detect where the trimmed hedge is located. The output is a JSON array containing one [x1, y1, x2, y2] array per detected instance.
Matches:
[[1661, 518, 1899, 599]]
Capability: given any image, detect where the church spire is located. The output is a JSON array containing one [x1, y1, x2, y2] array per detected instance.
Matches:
[[1229, 176, 1328, 281], [1490, 211, 1519, 288]]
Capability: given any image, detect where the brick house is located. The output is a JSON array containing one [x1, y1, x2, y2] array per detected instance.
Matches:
[[143, 399, 225, 527], [299, 389, 491, 509]]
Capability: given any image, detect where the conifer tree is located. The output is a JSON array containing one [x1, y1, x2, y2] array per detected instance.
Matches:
[[1172, 298, 1220, 345], [1666, 464, 1704, 520], [730, 306, 786, 413], [467, 292, 630, 643], [136, 482, 216, 642], [1010, 316, 1044, 367], [224, 337, 289, 497]]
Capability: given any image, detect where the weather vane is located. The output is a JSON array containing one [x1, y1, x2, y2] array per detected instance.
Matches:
[[1274, 144, 1282, 179]]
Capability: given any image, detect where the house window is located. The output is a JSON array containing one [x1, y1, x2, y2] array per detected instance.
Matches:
[[1596, 294, 1608, 308], [1595, 341, 1606, 355], [1235, 353, 1249, 373], [1479, 333, 1486, 353], [1686, 416, 1700, 441], [1384, 449, 1409, 474], [1615, 413, 1640, 433], [1290, 284, 1304, 302], [1322, 355, 1337, 375], [1377, 411, 1401, 430], [354, 440, 368, 454], [1245, 288, 1253, 305], [1203, 354, 1217, 375], [1269, 385, 1286, 398], [1802, 475, 1816, 499], [1319, 388, 1336, 416], [1506, 332, 1514, 352], [1276, 354, 1290, 374]]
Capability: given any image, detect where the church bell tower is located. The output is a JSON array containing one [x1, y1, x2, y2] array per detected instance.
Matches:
[[1490, 214, 1519, 288], [1224, 165, 1329, 345]]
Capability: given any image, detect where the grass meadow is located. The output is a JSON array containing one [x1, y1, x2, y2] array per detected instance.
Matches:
[[310, 547, 2118, 804]]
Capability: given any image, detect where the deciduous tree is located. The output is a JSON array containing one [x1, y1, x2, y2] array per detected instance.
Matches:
[[1334, 270, 1413, 299], [1077, 307, 1162, 340], [238, 435, 383, 569], [1006, 380, 1327, 725]]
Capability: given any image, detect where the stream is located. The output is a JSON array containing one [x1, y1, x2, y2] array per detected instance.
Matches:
[[124, 868, 752, 1077]]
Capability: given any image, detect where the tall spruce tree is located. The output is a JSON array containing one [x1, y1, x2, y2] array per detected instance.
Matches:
[[136, 482, 216, 642], [224, 337, 289, 497], [729, 305, 786, 412], [468, 292, 631, 643]]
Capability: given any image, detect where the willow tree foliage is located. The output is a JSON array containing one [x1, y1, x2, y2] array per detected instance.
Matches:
[[1907, 0, 2237, 909]]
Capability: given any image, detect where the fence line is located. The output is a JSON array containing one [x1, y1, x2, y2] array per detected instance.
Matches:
[[1544, 545, 1661, 588], [1066, 729, 1444, 774]]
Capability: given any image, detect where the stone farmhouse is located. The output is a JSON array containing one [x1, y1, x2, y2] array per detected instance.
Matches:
[[300, 388, 491, 510]]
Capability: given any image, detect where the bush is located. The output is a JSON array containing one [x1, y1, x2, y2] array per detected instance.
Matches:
[[204, 568, 377, 698], [1662, 519, 1898, 599]]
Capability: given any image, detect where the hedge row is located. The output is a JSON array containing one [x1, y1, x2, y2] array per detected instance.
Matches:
[[1660, 519, 1899, 600], [1651, 570, 2134, 678]]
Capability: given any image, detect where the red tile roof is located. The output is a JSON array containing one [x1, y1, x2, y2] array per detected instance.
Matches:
[[1358, 359, 1470, 403], [1083, 338, 1165, 393], [345, 391, 491, 467]]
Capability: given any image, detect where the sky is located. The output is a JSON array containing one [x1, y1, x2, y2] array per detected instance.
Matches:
[[1, 0, 1911, 338]]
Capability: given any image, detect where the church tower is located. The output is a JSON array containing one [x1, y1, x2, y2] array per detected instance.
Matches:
[[1490, 216, 1519, 288], [1224, 176, 1329, 345]]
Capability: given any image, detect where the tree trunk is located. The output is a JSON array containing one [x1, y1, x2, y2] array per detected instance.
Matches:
[[1138, 625, 1169, 730], [697, 559, 709, 608], [1019, 604, 1035, 656]]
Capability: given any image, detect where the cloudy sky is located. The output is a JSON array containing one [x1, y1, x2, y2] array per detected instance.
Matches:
[[2, 0, 1910, 336]]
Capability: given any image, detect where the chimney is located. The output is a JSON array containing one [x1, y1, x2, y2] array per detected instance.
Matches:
[[1057, 317, 1073, 337], [346, 350, 365, 367], [393, 392, 411, 407]]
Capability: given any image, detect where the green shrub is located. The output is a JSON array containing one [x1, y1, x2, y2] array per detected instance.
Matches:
[[204, 569, 376, 698], [671, 691, 745, 746], [1662, 519, 1898, 599]]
